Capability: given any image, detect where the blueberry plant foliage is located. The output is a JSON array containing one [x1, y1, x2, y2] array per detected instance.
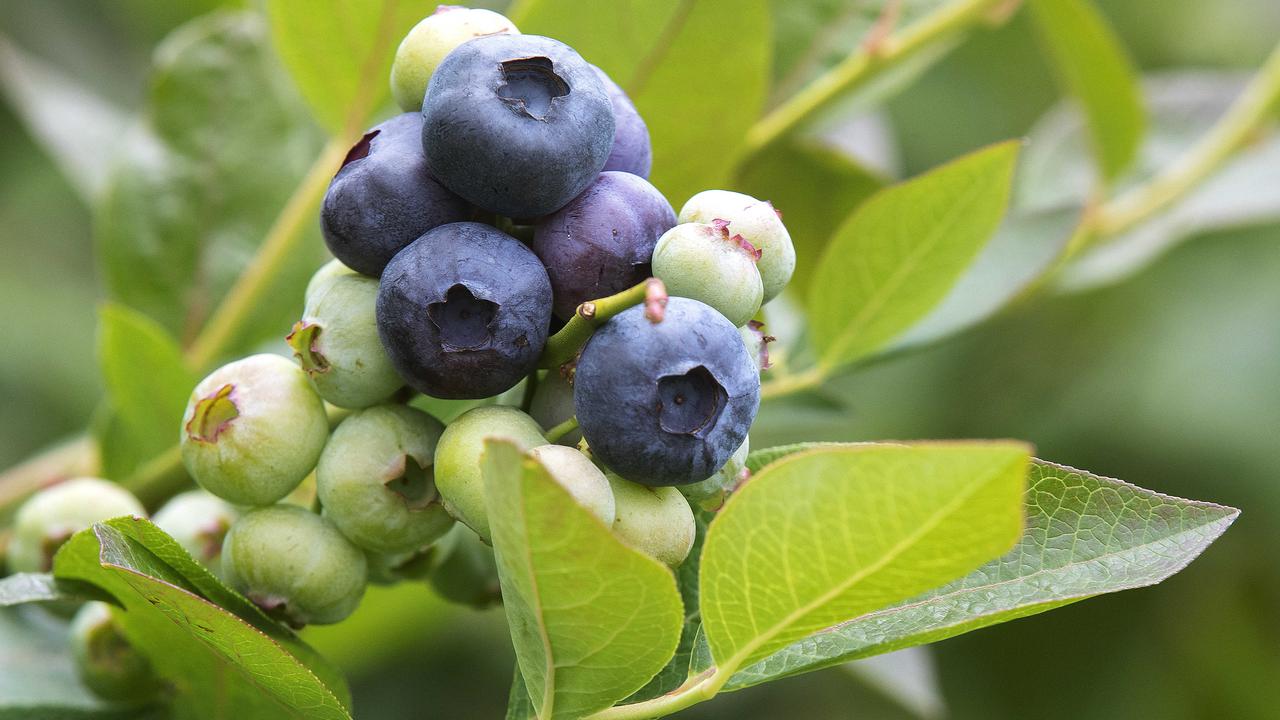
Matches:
[[0, 0, 1273, 718]]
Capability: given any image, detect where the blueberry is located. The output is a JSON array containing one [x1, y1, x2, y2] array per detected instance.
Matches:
[[421, 34, 615, 218], [9, 478, 145, 573], [652, 221, 764, 327], [679, 190, 795, 302], [289, 269, 403, 408], [377, 222, 553, 399], [152, 490, 239, 578], [180, 354, 329, 506], [607, 474, 695, 567], [70, 602, 160, 702], [433, 406, 545, 542], [574, 298, 760, 486], [527, 371, 581, 446], [427, 524, 501, 608], [591, 65, 651, 177], [678, 436, 749, 511], [531, 171, 675, 319], [527, 444, 616, 526], [365, 544, 441, 586], [391, 6, 520, 113], [316, 405, 454, 555], [221, 504, 367, 627], [304, 258, 357, 304], [321, 113, 472, 277]]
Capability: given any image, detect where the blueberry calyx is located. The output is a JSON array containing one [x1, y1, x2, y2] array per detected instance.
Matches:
[[185, 384, 239, 443], [339, 130, 378, 172], [644, 277, 668, 323], [497, 56, 569, 120], [428, 284, 499, 351], [710, 218, 762, 261], [286, 321, 330, 375], [382, 454, 439, 511], [657, 366, 727, 436]]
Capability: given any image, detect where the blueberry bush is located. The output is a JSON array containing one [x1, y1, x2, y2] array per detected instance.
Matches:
[[2, 1, 1275, 718]]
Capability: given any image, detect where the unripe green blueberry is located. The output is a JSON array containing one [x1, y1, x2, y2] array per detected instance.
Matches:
[[289, 272, 403, 409], [434, 406, 545, 542], [678, 437, 750, 511], [151, 490, 238, 577], [317, 405, 454, 555], [679, 190, 795, 303], [9, 478, 145, 574], [221, 504, 367, 627], [304, 258, 357, 304], [652, 221, 764, 327], [365, 544, 441, 586], [527, 371, 581, 446], [606, 475, 696, 567], [527, 445, 615, 526], [180, 354, 329, 506], [739, 320, 774, 372], [427, 524, 501, 607], [70, 601, 160, 703], [390, 6, 520, 112]]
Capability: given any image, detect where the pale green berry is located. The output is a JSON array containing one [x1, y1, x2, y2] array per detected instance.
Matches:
[[678, 437, 750, 511], [304, 258, 357, 305], [427, 524, 500, 607], [70, 601, 160, 702], [527, 445, 615, 526], [607, 475, 696, 567], [652, 221, 764, 327], [221, 505, 367, 626], [434, 406, 545, 542], [390, 6, 520, 112], [180, 354, 329, 506], [9, 478, 145, 573], [289, 271, 403, 409], [365, 544, 442, 586], [317, 405, 454, 555], [152, 490, 238, 577], [527, 371, 581, 446], [679, 190, 795, 302]]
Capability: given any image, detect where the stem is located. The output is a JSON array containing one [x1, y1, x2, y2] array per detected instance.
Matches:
[[520, 372, 540, 413], [538, 279, 666, 370], [184, 136, 349, 370], [741, 0, 1006, 159], [1090, 41, 1280, 238], [589, 667, 730, 720], [544, 417, 579, 444], [0, 435, 99, 519]]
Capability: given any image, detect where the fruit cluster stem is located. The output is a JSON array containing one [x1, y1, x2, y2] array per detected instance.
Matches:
[[538, 279, 666, 369]]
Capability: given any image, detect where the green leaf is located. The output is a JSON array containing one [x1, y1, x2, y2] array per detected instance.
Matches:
[[0, 573, 105, 607], [736, 137, 886, 298], [96, 304, 197, 478], [505, 666, 536, 720], [722, 459, 1239, 689], [808, 141, 1019, 369], [53, 517, 352, 719], [1028, 0, 1144, 180], [0, 607, 151, 719], [265, 0, 425, 134], [512, 0, 772, 203], [95, 11, 326, 357], [1020, 72, 1280, 292], [481, 440, 683, 719], [700, 442, 1030, 671]]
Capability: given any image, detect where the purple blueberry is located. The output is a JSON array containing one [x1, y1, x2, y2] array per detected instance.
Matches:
[[421, 34, 615, 218], [321, 113, 472, 277], [532, 171, 676, 319], [592, 66, 652, 178], [574, 297, 760, 486], [377, 222, 552, 399]]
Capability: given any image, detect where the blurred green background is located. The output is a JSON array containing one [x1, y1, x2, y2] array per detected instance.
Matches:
[[2, 0, 1277, 718]]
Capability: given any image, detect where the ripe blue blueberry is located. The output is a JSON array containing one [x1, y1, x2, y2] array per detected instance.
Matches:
[[321, 113, 472, 277], [421, 34, 615, 218], [592, 65, 651, 178], [377, 222, 553, 399], [531, 171, 676, 319], [652, 221, 764, 327], [221, 504, 367, 627], [574, 298, 761, 486]]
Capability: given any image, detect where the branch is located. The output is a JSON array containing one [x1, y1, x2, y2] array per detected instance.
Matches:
[[538, 279, 667, 370]]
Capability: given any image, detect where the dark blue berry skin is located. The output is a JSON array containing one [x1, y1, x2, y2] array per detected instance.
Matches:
[[592, 66, 651, 178], [574, 298, 760, 486], [421, 35, 615, 219], [321, 113, 472, 277], [532, 172, 676, 319], [377, 222, 552, 399]]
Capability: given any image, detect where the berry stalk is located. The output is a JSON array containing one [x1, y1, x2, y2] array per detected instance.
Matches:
[[538, 278, 667, 370]]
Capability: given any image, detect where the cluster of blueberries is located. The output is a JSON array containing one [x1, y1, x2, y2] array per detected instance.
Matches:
[[7, 6, 796, 668]]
